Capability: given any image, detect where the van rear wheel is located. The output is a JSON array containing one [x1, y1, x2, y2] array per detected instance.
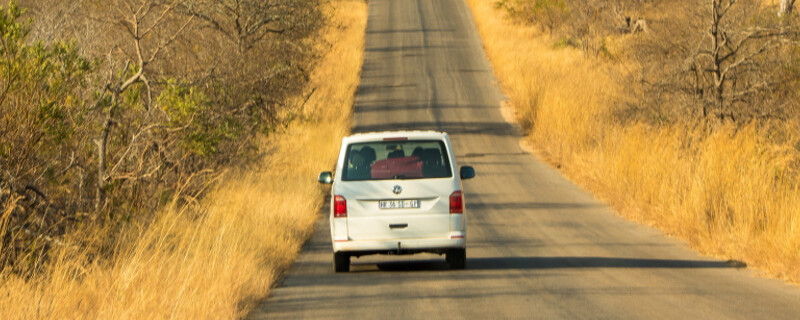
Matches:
[[446, 249, 466, 269], [333, 252, 350, 273]]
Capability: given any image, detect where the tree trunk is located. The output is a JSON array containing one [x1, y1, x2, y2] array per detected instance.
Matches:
[[94, 99, 116, 214], [780, 0, 795, 17], [710, 0, 725, 118]]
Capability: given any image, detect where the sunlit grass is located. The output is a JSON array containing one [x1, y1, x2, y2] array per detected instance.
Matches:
[[466, 0, 800, 283]]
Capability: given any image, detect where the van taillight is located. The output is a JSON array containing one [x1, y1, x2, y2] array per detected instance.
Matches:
[[334, 195, 347, 218], [450, 191, 463, 214]]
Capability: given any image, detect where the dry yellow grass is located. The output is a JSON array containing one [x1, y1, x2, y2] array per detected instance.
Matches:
[[466, 0, 800, 283], [0, 0, 366, 318]]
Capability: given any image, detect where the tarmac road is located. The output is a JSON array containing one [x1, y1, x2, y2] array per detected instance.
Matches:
[[248, 0, 800, 318]]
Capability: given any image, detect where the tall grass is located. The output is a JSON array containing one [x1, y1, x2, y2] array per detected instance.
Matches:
[[0, 0, 366, 318], [466, 0, 800, 282]]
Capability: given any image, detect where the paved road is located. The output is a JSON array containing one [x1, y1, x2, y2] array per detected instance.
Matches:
[[248, 0, 800, 318]]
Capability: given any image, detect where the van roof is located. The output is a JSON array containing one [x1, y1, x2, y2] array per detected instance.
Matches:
[[343, 131, 448, 143]]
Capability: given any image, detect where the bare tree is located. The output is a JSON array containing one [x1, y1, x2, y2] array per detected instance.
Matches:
[[686, 0, 799, 121], [92, 0, 194, 213], [179, 0, 321, 53]]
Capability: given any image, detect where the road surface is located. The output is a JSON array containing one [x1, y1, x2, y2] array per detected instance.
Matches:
[[248, 0, 800, 318]]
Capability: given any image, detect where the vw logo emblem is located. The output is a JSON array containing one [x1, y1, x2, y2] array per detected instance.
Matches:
[[392, 185, 402, 195]]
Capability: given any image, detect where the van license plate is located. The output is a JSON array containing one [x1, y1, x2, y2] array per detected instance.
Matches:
[[379, 200, 420, 209]]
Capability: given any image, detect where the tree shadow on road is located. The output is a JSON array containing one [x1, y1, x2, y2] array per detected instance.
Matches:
[[467, 256, 740, 270], [370, 256, 740, 272]]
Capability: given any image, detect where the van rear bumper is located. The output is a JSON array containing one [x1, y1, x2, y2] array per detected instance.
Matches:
[[333, 237, 465, 255]]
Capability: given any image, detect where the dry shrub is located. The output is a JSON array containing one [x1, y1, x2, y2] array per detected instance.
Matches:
[[0, 0, 366, 318], [2, 0, 327, 274], [467, 0, 800, 283]]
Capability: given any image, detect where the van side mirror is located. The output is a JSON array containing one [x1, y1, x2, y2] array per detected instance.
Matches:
[[460, 166, 475, 180], [318, 171, 333, 184]]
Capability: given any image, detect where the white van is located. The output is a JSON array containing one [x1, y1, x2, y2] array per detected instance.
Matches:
[[318, 131, 475, 272]]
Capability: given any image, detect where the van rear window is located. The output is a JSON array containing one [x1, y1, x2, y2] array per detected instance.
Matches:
[[342, 140, 452, 181]]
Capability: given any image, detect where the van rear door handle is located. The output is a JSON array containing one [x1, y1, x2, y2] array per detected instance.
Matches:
[[389, 223, 408, 229]]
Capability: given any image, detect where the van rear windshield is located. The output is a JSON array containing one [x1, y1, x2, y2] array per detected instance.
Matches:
[[342, 140, 453, 181]]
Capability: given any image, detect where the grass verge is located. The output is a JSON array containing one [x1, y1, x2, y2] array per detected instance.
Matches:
[[466, 0, 800, 283], [0, 0, 366, 318]]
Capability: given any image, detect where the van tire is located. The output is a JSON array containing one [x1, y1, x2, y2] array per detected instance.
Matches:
[[446, 249, 466, 269], [333, 252, 350, 272]]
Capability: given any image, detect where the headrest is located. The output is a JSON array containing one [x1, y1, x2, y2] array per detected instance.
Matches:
[[350, 151, 367, 167]]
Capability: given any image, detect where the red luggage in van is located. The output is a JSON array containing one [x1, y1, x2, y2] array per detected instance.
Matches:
[[371, 156, 423, 179]]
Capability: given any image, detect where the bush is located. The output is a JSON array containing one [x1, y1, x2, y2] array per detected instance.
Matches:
[[496, 0, 569, 33], [1, 1, 93, 272], [1, 0, 325, 273]]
